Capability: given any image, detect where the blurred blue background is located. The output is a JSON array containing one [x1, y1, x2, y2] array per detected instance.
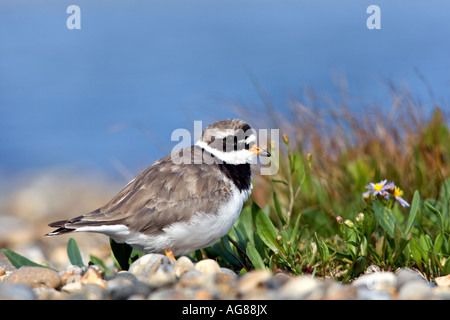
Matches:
[[1, 0, 449, 182]]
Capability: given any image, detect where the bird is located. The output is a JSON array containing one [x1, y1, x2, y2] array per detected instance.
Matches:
[[46, 119, 270, 260]]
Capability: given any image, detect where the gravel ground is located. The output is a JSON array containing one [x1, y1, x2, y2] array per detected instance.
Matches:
[[1, 253, 449, 300]]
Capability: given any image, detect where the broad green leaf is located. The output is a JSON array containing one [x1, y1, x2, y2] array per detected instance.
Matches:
[[443, 258, 450, 275], [252, 202, 280, 253], [405, 190, 420, 235], [425, 201, 444, 230], [246, 243, 266, 270], [110, 238, 133, 271], [433, 233, 444, 254], [373, 201, 396, 237], [253, 231, 267, 258], [67, 238, 85, 267], [235, 206, 253, 244], [409, 238, 423, 269], [1, 248, 49, 269], [419, 234, 433, 260]]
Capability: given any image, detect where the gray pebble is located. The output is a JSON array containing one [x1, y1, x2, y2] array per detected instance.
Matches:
[[0, 283, 36, 300], [177, 269, 206, 288], [352, 271, 397, 291], [357, 287, 393, 300], [398, 281, 433, 300], [106, 273, 152, 300], [396, 268, 428, 289], [129, 253, 176, 288]]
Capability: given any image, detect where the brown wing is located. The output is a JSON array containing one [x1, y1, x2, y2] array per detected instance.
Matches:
[[48, 146, 231, 236]]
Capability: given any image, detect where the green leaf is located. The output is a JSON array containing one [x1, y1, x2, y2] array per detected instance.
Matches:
[[273, 192, 286, 225], [271, 179, 288, 186], [289, 213, 302, 246], [314, 233, 329, 263], [433, 233, 444, 254], [246, 243, 266, 270], [373, 201, 397, 237], [419, 234, 433, 260], [405, 190, 420, 235], [110, 238, 133, 271], [67, 238, 85, 267], [360, 235, 368, 257], [443, 258, 450, 275], [235, 206, 254, 244], [409, 238, 423, 270], [89, 255, 112, 277], [252, 202, 280, 253], [392, 225, 410, 265], [425, 201, 444, 230], [215, 236, 243, 268], [1, 248, 49, 269]]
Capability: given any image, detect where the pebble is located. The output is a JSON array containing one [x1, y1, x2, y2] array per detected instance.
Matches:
[[7, 266, 61, 289], [194, 259, 221, 274], [396, 268, 427, 289], [280, 275, 324, 299], [0, 283, 37, 300], [237, 269, 272, 299], [351, 271, 397, 291], [435, 274, 450, 287], [177, 269, 206, 288], [106, 272, 152, 300], [1, 252, 450, 300], [129, 253, 176, 288], [81, 267, 106, 288], [174, 256, 194, 278], [398, 281, 433, 300]]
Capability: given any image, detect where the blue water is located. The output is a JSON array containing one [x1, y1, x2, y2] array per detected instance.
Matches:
[[1, 0, 449, 181]]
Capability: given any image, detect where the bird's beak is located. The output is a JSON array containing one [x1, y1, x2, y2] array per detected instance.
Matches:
[[250, 145, 271, 157]]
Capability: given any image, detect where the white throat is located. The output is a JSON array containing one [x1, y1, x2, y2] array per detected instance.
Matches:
[[195, 140, 256, 165]]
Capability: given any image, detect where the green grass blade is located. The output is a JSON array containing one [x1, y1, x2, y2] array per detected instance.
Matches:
[[405, 190, 420, 235], [290, 212, 302, 246], [67, 238, 85, 267], [1, 248, 48, 269], [273, 192, 286, 225]]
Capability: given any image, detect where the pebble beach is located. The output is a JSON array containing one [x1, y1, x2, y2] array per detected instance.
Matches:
[[1, 253, 450, 300]]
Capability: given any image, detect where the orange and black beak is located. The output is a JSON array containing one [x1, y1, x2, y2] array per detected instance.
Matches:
[[249, 145, 271, 157]]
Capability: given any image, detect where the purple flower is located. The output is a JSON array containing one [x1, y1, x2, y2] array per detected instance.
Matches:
[[394, 186, 410, 207], [365, 179, 388, 197]]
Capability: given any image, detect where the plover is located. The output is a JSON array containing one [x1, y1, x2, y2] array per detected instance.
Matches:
[[46, 119, 270, 260]]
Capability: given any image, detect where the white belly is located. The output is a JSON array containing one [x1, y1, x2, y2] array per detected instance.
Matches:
[[160, 186, 250, 255]]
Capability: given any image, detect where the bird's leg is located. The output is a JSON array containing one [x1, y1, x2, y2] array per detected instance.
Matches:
[[164, 249, 176, 261]]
